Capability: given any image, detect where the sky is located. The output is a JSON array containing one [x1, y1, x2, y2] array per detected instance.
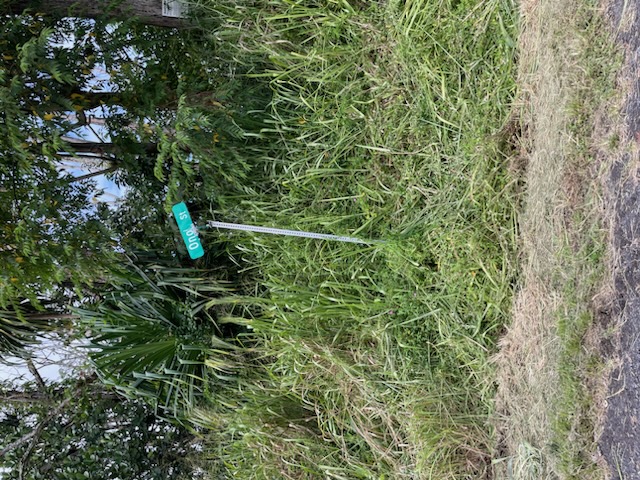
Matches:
[[0, 337, 87, 386]]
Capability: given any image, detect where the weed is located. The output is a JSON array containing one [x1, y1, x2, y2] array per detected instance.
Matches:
[[191, 0, 520, 477]]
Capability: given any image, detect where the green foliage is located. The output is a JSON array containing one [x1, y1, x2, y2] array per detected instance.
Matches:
[[2, 0, 522, 477], [0, 12, 117, 309], [189, 0, 519, 477], [0, 7, 272, 321], [0, 378, 209, 480], [79, 256, 242, 417], [153, 93, 253, 208], [0, 306, 52, 360], [89, 18, 273, 207]]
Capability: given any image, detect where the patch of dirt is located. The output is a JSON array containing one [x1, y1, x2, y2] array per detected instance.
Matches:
[[598, 1, 640, 478]]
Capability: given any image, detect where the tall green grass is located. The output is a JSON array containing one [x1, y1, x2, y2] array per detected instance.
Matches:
[[193, 0, 519, 477]]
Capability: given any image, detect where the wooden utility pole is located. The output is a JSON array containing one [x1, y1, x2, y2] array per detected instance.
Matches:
[[5, 0, 188, 28]]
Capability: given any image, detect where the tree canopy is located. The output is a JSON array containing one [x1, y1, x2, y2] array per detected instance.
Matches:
[[1, 0, 272, 477], [0, 0, 270, 333], [0, 375, 208, 479]]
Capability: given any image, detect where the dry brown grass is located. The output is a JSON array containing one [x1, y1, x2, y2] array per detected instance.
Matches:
[[492, 0, 621, 478]]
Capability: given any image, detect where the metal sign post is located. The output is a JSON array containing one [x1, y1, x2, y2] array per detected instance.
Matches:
[[172, 203, 378, 259], [205, 221, 375, 245]]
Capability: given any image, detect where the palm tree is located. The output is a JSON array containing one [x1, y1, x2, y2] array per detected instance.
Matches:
[[78, 256, 243, 417]]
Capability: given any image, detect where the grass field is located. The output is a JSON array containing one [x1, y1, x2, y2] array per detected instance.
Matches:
[[191, 0, 519, 478], [177, 0, 620, 478]]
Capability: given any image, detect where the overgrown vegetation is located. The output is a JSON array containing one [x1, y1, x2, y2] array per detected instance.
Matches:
[[0, 376, 206, 480], [187, 0, 519, 478], [2, 0, 522, 477], [78, 255, 242, 418], [3, 0, 623, 478]]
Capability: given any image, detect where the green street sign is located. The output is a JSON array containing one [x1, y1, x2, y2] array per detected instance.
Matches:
[[172, 202, 204, 259]]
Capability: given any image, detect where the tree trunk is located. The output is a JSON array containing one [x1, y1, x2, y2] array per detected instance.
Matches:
[[25, 91, 123, 116], [58, 165, 119, 184], [62, 141, 158, 157], [6, 0, 187, 28]]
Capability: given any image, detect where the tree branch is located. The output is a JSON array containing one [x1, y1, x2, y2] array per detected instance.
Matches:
[[0, 376, 98, 458], [61, 165, 119, 184], [0, 396, 72, 457], [26, 359, 46, 392], [18, 421, 48, 480], [21, 313, 79, 321], [0, 391, 52, 404], [18, 410, 81, 479]]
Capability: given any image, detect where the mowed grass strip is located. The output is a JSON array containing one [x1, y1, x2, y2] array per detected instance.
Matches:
[[492, 0, 620, 479], [195, 0, 519, 478]]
